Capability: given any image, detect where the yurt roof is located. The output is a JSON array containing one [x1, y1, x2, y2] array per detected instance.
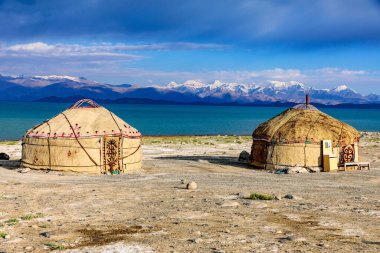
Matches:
[[253, 101, 360, 146], [25, 99, 141, 139]]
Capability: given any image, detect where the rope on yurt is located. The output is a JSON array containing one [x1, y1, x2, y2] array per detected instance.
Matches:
[[24, 120, 46, 136], [46, 120, 53, 170], [265, 110, 304, 169], [121, 144, 141, 159], [60, 112, 99, 167], [108, 112, 123, 134], [22, 120, 46, 150]]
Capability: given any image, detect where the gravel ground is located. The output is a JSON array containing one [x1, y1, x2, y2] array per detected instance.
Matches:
[[0, 134, 379, 252]]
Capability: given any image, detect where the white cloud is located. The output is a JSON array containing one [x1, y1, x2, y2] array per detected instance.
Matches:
[[3, 41, 224, 56], [2, 42, 144, 61], [8, 42, 55, 53], [0, 41, 379, 94]]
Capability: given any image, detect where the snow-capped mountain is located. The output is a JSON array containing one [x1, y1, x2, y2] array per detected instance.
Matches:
[[156, 79, 372, 104], [1, 75, 98, 87], [0, 74, 378, 105]]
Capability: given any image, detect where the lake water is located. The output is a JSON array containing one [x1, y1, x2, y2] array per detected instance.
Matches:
[[0, 101, 379, 140]]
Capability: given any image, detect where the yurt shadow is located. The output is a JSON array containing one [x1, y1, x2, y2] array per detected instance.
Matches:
[[155, 155, 252, 169], [0, 160, 21, 170]]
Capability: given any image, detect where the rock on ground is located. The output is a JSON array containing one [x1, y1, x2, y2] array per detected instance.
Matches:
[[238, 151, 250, 162], [186, 181, 197, 190], [0, 152, 10, 160]]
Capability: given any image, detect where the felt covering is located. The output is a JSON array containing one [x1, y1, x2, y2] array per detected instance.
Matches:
[[21, 99, 142, 174], [250, 107, 360, 169]]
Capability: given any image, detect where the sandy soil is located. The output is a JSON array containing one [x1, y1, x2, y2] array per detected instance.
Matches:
[[0, 134, 379, 252]]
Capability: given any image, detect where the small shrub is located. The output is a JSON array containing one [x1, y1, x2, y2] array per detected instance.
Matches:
[[21, 214, 34, 220], [5, 218, 18, 226], [21, 213, 44, 220], [38, 223, 49, 228], [45, 242, 65, 250], [0, 232, 7, 239], [249, 193, 275, 200]]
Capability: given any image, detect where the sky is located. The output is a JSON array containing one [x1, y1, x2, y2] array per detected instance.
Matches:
[[0, 0, 380, 94]]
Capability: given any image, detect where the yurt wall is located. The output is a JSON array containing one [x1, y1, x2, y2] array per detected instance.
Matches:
[[22, 137, 102, 173]]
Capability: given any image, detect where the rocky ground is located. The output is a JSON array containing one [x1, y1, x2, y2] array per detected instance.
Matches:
[[0, 134, 379, 252]]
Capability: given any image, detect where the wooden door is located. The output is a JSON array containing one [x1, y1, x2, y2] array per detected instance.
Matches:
[[103, 136, 121, 174]]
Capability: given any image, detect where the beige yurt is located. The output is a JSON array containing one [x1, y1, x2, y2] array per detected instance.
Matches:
[[21, 99, 142, 174], [250, 95, 360, 170]]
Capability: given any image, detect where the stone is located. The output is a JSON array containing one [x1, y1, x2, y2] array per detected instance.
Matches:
[[186, 182, 197, 190], [40, 232, 51, 238], [279, 235, 306, 243], [188, 238, 203, 243], [4, 234, 10, 239], [238, 151, 250, 162], [284, 194, 294, 199], [194, 231, 202, 236], [286, 166, 309, 174], [194, 238, 203, 243], [279, 235, 295, 243], [0, 153, 10, 160], [24, 246, 33, 250], [18, 168, 31, 173]]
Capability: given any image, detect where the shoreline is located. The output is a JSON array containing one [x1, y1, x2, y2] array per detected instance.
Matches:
[[2, 132, 380, 143]]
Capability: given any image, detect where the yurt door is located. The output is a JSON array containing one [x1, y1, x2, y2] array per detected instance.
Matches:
[[103, 136, 121, 174]]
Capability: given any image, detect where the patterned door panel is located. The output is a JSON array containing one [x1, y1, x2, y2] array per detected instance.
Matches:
[[103, 136, 121, 174], [340, 144, 355, 164]]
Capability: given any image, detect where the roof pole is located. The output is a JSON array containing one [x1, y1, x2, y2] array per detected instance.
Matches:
[[306, 94, 310, 105]]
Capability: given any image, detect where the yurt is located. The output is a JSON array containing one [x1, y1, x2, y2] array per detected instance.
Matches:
[[250, 95, 360, 170], [21, 99, 142, 174]]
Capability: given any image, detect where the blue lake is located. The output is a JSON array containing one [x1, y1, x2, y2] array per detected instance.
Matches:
[[0, 101, 379, 140]]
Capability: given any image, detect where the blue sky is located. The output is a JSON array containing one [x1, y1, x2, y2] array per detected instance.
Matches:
[[0, 0, 380, 93]]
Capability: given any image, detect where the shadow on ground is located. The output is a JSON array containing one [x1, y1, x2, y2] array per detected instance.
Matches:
[[0, 160, 20, 170], [155, 155, 252, 169]]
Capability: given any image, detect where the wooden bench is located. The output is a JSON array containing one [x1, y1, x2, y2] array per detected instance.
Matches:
[[342, 162, 370, 171]]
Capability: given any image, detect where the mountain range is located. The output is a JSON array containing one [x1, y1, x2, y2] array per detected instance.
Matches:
[[0, 74, 379, 105]]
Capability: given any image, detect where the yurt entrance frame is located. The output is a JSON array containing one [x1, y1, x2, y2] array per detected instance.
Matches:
[[102, 135, 123, 174]]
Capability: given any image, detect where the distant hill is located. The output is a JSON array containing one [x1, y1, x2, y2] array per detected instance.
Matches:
[[1, 74, 379, 105], [36, 95, 380, 109]]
